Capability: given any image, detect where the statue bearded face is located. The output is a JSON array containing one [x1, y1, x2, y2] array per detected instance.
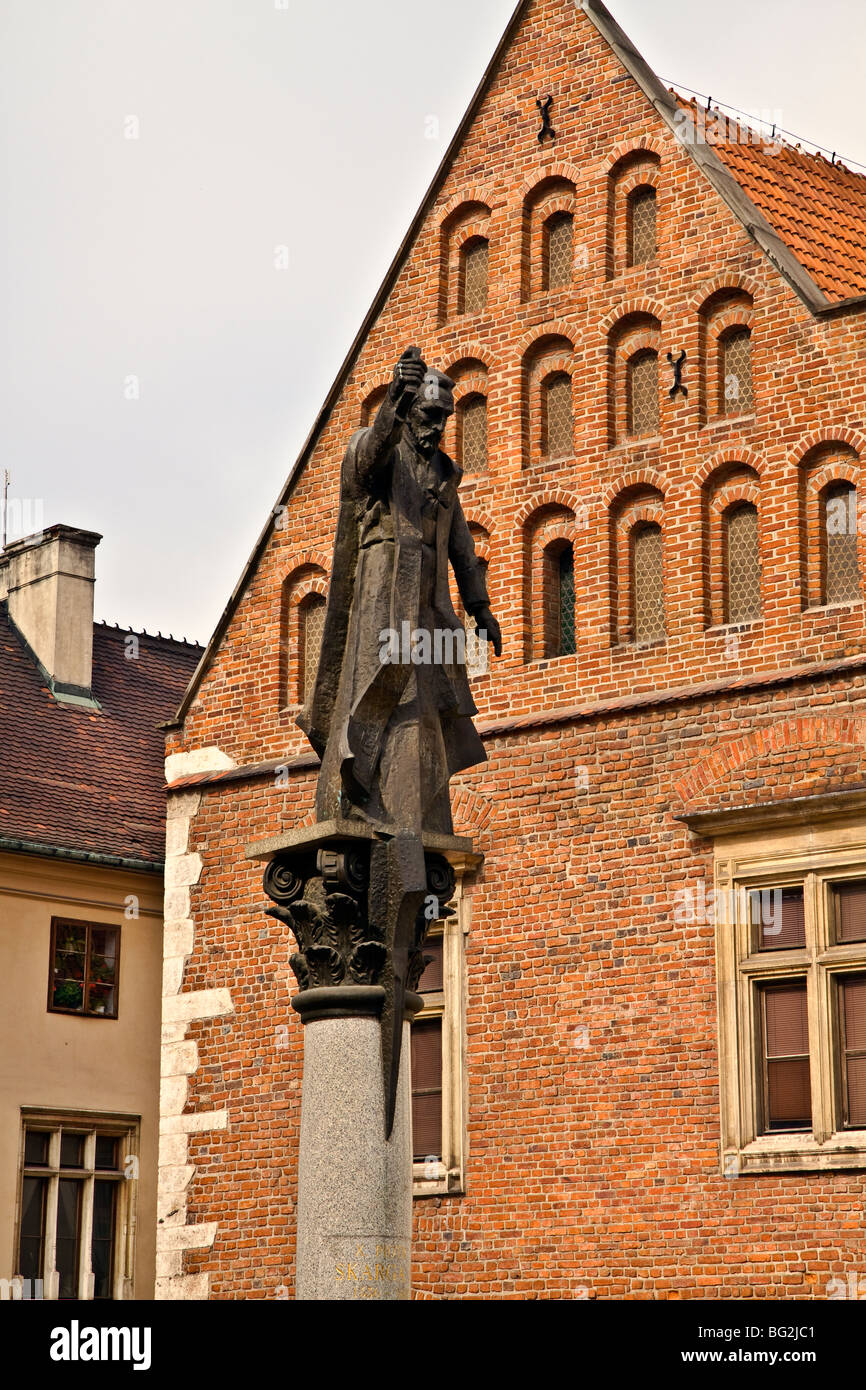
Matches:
[[407, 398, 452, 458]]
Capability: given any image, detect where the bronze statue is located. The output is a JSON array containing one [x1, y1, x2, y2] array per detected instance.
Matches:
[[298, 346, 501, 836]]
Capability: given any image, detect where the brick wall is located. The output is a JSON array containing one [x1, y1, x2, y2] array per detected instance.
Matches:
[[163, 0, 866, 1297]]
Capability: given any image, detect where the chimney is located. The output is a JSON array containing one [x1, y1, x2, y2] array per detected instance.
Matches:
[[3, 525, 102, 703]]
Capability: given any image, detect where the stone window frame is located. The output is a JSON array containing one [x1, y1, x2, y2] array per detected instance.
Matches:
[[279, 561, 329, 712], [412, 861, 476, 1198], [798, 449, 863, 613], [13, 1107, 140, 1300], [610, 488, 666, 648], [697, 803, 866, 1175], [702, 469, 762, 630]]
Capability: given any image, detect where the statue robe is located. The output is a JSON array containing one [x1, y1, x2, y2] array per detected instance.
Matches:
[[297, 392, 490, 835]]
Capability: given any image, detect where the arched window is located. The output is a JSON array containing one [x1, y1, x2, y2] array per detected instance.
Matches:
[[632, 523, 665, 643], [627, 351, 659, 437], [724, 502, 761, 623], [542, 373, 573, 459], [720, 328, 754, 415], [458, 394, 487, 473], [628, 187, 657, 265], [823, 482, 859, 604], [299, 593, 326, 704], [543, 542, 575, 658], [543, 211, 573, 291], [459, 238, 489, 315]]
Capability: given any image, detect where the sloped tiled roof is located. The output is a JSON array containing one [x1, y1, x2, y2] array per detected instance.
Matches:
[[0, 606, 202, 867], [680, 98, 866, 302]]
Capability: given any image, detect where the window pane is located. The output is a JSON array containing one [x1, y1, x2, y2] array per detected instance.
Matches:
[[823, 484, 859, 604], [460, 239, 488, 315], [544, 211, 573, 290], [762, 983, 811, 1131], [559, 547, 575, 656], [92, 1180, 116, 1300], [840, 976, 866, 1127], [417, 936, 444, 993], [52, 979, 84, 1011], [460, 395, 487, 473], [632, 524, 665, 644], [725, 503, 761, 624], [86, 984, 116, 1017], [301, 596, 326, 705], [24, 1131, 49, 1166], [543, 374, 572, 459], [55, 924, 86, 954], [56, 1178, 82, 1299], [628, 187, 657, 265], [90, 928, 118, 962], [832, 880, 866, 943], [627, 351, 659, 436], [18, 1176, 46, 1282], [753, 886, 805, 951], [721, 329, 754, 414], [95, 1136, 118, 1171], [411, 1018, 443, 1161], [60, 1133, 84, 1168]]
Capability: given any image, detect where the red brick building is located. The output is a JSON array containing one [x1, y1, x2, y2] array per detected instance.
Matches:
[[157, 0, 866, 1299]]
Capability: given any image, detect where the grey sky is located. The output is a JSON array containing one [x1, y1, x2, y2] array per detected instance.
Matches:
[[2, 0, 864, 642]]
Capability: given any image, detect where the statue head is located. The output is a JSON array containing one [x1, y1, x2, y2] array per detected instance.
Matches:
[[407, 369, 455, 458]]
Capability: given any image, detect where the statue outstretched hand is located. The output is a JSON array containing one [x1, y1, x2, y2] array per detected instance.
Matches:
[[472, 605, 503, 658]]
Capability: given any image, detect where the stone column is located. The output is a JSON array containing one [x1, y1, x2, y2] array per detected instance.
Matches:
[[249, 819, 468, 1303], [294, 997, 413, 1300]]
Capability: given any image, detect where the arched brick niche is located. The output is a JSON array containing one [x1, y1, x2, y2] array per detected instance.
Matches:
[[521, 502, 579, 663], [696, 285, 755, 426], [797, 441, 864, 611], [605, 146, 662, 280], [608, 481, 666, 647], [520, 171, 580, 303], [442, 355, 490, 476], [520, 330, 576, 469], [437, 199, 492, 327], [606, 310, 662, 448], [700, 461, 762, 628], [279, 560, 329, 710]]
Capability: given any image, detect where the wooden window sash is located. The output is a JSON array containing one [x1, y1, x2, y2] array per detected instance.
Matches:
[[48, 918, 120, 1020]]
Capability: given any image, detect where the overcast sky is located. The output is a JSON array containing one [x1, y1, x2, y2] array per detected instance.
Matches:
[[2, 0, 864, 642]]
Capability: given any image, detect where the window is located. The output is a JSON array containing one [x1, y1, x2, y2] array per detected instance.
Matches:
[[823, 482, 859, 604], [632, 522, 665, 643], [459, 238, 488, 316], [543, 541, 575, 659], [542, 373, 573, 459], [724, 502, 761, 623], [48, 919, 119, 1018], [459, 394, 487, 473], [411, 871, 470, 1196], [720, 327, 754, 416], [628, 186, 657, 265], [299, 593, 326, 705], [627, 350, 659, 437], [543, 211, 573, 291], [710, 813, 866, 1174], [15, 1112, 138, 1299]]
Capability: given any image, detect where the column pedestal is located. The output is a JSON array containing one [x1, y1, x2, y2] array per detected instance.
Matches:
[[248, 819, 470, 1302]]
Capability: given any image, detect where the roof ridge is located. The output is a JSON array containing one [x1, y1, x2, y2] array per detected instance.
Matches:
[[93, 619, 204, 648]]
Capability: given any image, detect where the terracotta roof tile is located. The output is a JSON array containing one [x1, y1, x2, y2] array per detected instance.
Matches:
[[678, 97, 866, 302], [0, 605, 201, 865]]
